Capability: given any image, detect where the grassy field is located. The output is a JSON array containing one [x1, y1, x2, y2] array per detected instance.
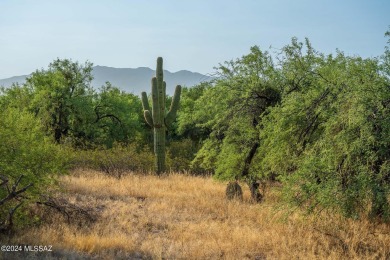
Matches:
[[2, 169, 390, 259]]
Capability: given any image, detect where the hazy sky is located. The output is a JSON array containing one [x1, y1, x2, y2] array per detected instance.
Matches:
[[0, 0, 389, 78]]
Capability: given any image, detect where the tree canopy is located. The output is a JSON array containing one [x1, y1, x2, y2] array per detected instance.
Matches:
[[177, 35, 390, 220]]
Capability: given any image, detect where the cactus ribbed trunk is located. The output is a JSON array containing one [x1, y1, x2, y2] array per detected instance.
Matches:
[[154, 127, 166, 174], [141, 57, 181, 175]]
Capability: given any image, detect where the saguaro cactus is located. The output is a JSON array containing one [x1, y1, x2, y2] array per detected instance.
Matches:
[[141, 57, 181, 174]]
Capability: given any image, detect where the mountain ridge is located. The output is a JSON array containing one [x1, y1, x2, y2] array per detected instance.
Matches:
[[0, 66, 213, 95]]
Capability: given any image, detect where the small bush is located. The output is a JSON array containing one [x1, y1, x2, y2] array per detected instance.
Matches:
[[166, 139, 196, 172], [226, 181, 243, 201], [69, 143, 154, 177]]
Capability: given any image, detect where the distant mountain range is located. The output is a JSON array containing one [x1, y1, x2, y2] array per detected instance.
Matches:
[[0, 66, 213, 95]]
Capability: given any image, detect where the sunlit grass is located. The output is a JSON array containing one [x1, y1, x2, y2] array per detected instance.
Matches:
[[9, 169, 390, 259]]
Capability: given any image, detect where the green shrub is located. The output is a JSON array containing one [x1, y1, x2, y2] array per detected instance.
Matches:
[[166, 139, 197, 173], [0, 108, 66, 231]]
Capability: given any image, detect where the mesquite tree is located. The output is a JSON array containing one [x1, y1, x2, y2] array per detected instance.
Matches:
[[141, 57, 181, 174]]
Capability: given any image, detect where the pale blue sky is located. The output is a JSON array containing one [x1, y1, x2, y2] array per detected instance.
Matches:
[[0, 0, 389, 78]]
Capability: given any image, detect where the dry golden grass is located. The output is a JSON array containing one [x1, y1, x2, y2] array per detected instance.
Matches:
[[7, 169, 390, 259]]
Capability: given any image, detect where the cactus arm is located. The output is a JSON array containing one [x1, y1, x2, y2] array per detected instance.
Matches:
[[141, 91, 150, 111], [141, 91, 154, 126], [143, 110, 153, 127], [165, 85, 182, 127], [163, 81, 167, 114]]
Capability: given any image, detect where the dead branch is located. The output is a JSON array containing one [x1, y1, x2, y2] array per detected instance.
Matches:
[[0, 175, 33, 206], [0, 175, 33, 233], [37, 195, 98, 224]]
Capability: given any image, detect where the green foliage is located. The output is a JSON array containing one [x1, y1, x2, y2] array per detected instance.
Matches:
[[26, 58, 95, 143], [0, 58, 154, 230], [141, 57, 182, 174], [256, 39, 390, 220], [177, 82, 212, 142], [92, 83, 145, 147], [186, 46, 281, 180], [166, 139, 198, 173], [183, 35, 390, 221], [1, 59, 147, 148], [382, 27, 390, 77], [0, 84, 33, 112], [0, 108, 66, 229]]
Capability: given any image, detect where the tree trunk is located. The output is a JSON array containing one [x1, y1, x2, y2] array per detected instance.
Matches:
[[241, 141, 262, 203]]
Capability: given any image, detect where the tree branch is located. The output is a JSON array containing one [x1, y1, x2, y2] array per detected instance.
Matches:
[[0, 175, 33, 206]]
